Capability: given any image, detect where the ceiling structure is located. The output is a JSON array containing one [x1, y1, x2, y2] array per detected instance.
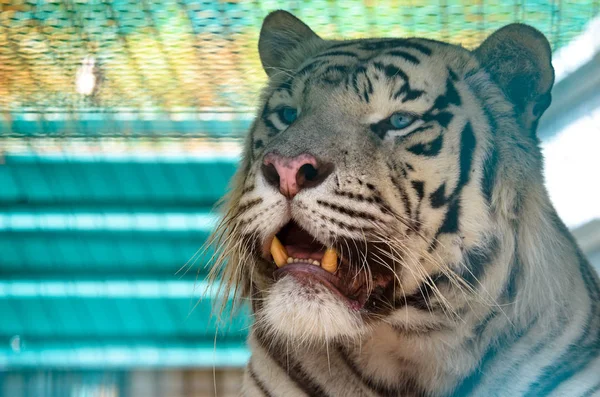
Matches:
[[0, 1, 599, 376]]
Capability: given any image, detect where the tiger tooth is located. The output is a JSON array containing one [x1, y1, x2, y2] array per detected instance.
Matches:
[[270, 236, 288, 268], [321, 248, 338, 274], [287, 257, 294, 264]]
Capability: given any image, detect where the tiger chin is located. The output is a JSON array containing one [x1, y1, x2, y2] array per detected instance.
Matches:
[[208, 10, 600, 397]]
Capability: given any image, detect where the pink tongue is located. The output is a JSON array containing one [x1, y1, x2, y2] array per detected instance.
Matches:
[[285, 245, 325, 261]]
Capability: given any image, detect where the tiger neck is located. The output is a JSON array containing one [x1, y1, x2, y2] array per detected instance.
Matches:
[[339, 192, 593, 396]]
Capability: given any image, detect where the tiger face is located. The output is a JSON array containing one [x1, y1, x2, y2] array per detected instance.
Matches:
[[213, 11, 554, 345]]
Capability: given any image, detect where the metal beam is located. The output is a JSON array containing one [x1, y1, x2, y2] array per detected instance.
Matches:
[[539, 52, 600, 140]]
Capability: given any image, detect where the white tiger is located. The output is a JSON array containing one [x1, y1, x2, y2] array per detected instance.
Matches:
[[208, 10, 600, 397]]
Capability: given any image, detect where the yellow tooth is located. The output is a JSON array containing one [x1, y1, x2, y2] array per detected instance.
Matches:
[[321, 247, 338, 274], [270, 236, 289, 268]]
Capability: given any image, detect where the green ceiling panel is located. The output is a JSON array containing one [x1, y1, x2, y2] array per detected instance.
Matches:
[[0, 155, 237, 206], [0, 234, 208, 276], [0, 280, 249, 338]]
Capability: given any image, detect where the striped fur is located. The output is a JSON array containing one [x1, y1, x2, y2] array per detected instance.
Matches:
[[208, 11, 600, 397]]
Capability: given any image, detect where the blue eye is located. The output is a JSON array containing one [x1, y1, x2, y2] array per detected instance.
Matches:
[[390, 113, 415, 129], [278, 107, 298, 124]]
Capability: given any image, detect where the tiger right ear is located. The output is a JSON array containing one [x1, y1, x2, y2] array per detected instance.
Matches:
[[258, 10, 323, 77], [474, 23, 554, 134]]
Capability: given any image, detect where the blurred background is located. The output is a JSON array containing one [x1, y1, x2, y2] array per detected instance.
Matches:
[[0, 1, 599, 396]]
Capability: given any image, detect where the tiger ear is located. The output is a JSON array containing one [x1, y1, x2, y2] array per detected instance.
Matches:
[[474, 23, 555, 133], [258, 10, 323, 77]]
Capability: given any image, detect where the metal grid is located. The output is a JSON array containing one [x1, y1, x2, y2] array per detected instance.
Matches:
[[0, 0, 599, 134]]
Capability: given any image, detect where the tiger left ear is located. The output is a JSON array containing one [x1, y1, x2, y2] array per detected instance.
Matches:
[[258, 10, 323, 77], [474, 24, 555, 133]]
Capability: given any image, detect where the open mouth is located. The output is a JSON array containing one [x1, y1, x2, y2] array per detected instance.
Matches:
[[266, 220, 387, 311]]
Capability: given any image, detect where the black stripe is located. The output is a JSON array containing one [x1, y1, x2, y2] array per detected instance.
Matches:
[[351, 66, 367, 98], [362, 75, 373, 103], [501, 250, 520, 304], [395, 274, 448, 312], [431, 122, 475, 237], [248, 361, 274, 397], [333, 190, 380, 205], [322, 214, 376, 233], [337, 346, 398, 396], [390, 174, 413, 219], [436, 111, 454, 128], [261, 104, 279, 136], [393, 84, 425, 102], [406, 134, 443, 157], [359, 39, 432, 55], [365, 75, 374, 97], [314, 50, 359, 59], [400, 41, 433, 55], [337, 346, 427, 397], [473, 88, 500, 205], [458, 122, 477, 188], [460, 237, 499, 287], [384, 64, 402, 78], [320, 64, 350, 85], [523, 250, 600, 396], [372, 62, 424, 103], [241, 184, 256, 195], [401, 87, 424, 102], [411, 180, 425, 201], [328, 38, 432, 56], [422, 111, 454, 129], [448, 67, 459, 81], [321, 64, 350, 75], [297, 60, 325, 76], [411, 180, 425, 232], [316, 199, 380, 222], [582, 381, 600, 397], [487, 313, 572, 393], [481, 144, 498, 204], [433, 77, 462, 110], [237, 197, 263, 214], [437, 199, 460, 235], [248, 119, 259, 160], [395, 126, 433, 144], [278, 78, 293, 95], [452, 317, 541, 397], [387, 50, 420, 65], [391, 321, 448, 335], [495, 216, 599, 396], [472, 309, 500, 339], [429, 183, 447, 209], [254, 329, 331, 397]]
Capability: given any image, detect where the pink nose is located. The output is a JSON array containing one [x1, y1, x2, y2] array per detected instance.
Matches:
[[262, 153, 333, 199]]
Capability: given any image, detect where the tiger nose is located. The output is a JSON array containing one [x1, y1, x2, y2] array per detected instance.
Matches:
[[261, 152, 334, 199]]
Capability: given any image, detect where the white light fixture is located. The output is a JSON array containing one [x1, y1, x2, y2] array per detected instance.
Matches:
[[75, 55, 97, 96]]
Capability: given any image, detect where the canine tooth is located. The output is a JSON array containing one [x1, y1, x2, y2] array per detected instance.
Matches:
[[270, 236, 288, 268], [313, 260, 320, 266], [287, 257, 293, 264], [321, 248, 338, 274]]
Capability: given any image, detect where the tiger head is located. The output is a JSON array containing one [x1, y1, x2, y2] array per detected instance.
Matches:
[[211, 11, 554, 344]]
